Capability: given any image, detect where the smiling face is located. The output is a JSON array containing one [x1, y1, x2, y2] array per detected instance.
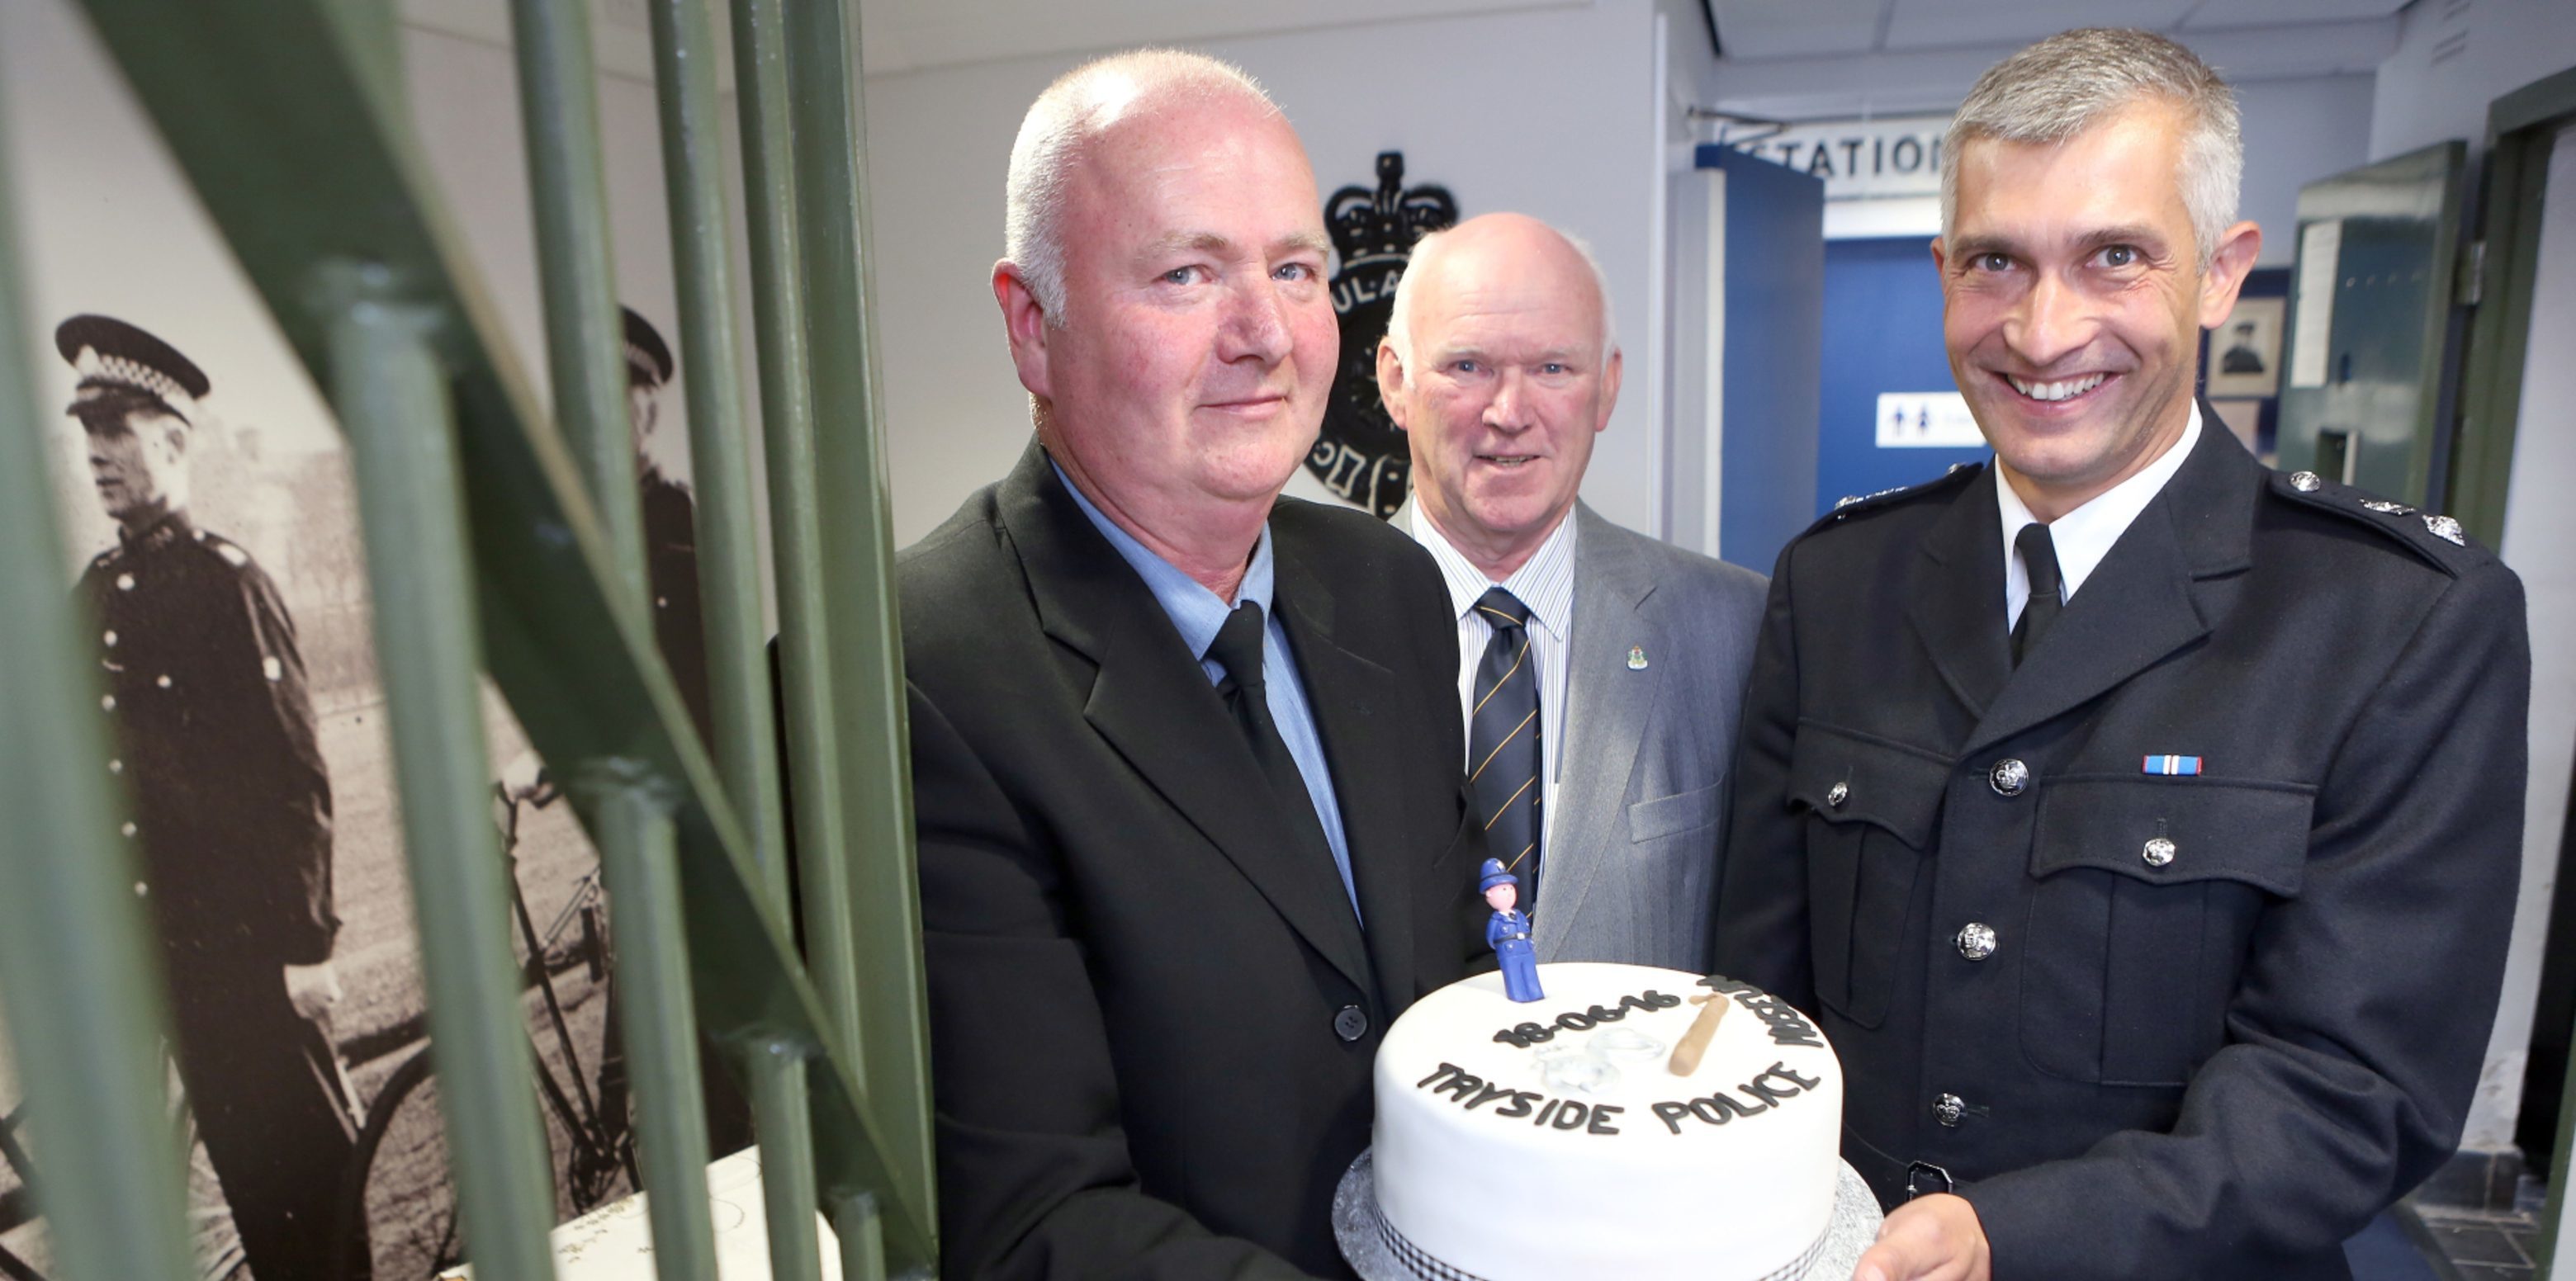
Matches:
[[1935, 100, 2257, 519], [998, 91, 1335, 544], [1379, 215, 1622, 579]]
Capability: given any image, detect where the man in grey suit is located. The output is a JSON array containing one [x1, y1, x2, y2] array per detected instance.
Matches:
[[1377, 212, 1767, 972]]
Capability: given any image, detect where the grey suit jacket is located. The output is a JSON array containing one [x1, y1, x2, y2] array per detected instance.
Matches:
[[1400, 501, 1768, 972]]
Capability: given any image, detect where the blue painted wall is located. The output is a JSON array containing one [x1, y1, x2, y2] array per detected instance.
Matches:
[[1814, 236, 1987, 516], [1703, 146, 1823, 573]]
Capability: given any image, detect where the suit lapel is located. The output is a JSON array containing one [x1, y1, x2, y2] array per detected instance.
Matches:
[[1965, 415, 2259, 754], [1906, 466, 2013, 722], [998, 444, 1374, 995], [1532, 506, 1656, 956], [1273, 539, 1414, 1010]]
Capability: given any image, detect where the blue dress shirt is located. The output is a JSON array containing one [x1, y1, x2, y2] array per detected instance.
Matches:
[[1054, 462, 1360, 918]]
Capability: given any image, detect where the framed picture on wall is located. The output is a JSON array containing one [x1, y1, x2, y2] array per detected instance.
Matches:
[[2206, 295, 2285, 399]]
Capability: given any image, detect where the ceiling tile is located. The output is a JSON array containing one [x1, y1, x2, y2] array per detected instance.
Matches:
[[1884, 0, 2198, 52], [1709, 0, 1885, 59]]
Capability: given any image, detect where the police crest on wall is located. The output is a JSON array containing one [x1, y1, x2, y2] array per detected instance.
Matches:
[[1310, 151, 1456, 518]]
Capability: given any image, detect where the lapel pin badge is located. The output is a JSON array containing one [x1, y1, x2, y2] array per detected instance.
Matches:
[[2143, 754, 2203, 777], [1627, 645, 1649, 671]]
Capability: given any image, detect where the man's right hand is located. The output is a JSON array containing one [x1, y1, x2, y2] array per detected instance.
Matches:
[[1854, 1193, 1991, 1281]]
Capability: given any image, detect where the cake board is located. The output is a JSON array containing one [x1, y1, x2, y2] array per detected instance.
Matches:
[[1332, 1148, 1884, 1281]]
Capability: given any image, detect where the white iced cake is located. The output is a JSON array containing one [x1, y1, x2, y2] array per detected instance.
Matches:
[[1369, 962, 1844, 1280]]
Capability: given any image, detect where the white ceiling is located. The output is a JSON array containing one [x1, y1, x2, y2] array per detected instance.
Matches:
[[397, 0, 2414, 85], [1707, 0, 2411, 61]]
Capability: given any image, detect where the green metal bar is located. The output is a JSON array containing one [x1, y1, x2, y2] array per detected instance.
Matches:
[[646, 0, 788, 914], [68, 0, 935, 1265], [0, 91, 197, 1281], [322, 267, 558, 1281], [830, 1191, 893, 1281], [594, 779, 720, 1281], [511, 0, 648, 598], [730, 0, 863, 1056], [784, 0, 937, 1215], [751, 1042, 825, 1281]]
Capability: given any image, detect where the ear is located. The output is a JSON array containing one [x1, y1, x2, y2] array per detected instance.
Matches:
[[1376, 338, 1412, 432], [994, 260, 1054, 401], [1929, 234, 1949, 277], [1595, 346, 1624, 433], [2196, 220, 2263, 329]]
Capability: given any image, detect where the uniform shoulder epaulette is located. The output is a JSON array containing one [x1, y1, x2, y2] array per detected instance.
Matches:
[[1800, 460, 1986, 537], [191, 530, 254, 571], [2267, 468, 2489, 575]]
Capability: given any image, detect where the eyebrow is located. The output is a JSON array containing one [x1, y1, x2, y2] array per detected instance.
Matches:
[[1953, 224, 2171, 263], [1141, 229, 1331, 260]]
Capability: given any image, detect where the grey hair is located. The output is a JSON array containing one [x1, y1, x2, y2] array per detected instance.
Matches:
[[1003, 48, 1282, 325], [1940, 28, 2242, 268], [1385, 220, 1620, 367]]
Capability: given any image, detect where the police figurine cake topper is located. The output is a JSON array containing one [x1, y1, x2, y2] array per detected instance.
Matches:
[[1480, 858, 1542, 1003]]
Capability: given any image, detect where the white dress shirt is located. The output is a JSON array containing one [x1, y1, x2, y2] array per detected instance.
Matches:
[[1403, 503, 1577, 846], [1998, 403, 2202, 630]]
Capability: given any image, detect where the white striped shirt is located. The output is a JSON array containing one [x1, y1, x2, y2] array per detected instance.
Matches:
[[1403, 503, 1578, 846]]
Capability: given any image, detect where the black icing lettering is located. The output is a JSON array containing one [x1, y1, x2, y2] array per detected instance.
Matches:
[[1588, 1105, 1625, 1135], [1495, 1090, 1538, 1119], [1687, 1098, 1729, 1126], [1437, 1071, 1484, 1103], [1417, 1063, 1461, 1091], [1551, 1101, 1589, 1130], [1534, 1099, 1561, 1127], [1466, 1083, 1515, 1111], [1771, 1025, 1826, 1049], [1555, 1010, 1598, 1033], [1653, 1102, 1692, 1134], [1768, 1062, 1824, 1091], [1742, 1074, 1803, 1107], [1492, 1021, 1555, 1048], [1723, 1087, 1775, 1117], [1585, 1003, 1624, 1023]]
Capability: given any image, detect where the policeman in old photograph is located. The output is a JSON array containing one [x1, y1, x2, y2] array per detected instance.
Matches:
[[60, 314, 365, 1280]]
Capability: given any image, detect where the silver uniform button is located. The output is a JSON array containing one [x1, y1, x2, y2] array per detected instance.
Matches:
[[1826, 781, 1850, 808], [1956, 923, 1997, 961], [107, 759, 123, 774], [102, 629, 117, 647], [1933, 1093, 1966, 1127], [2143, 836, 2177, 867], [101, 693, 116, 712], [155, 674, 173, 689], [1988, 759, 2030, 796], [2290, 471, 2323, 493], [120, 821, 137, 839], [115, 572, 135, 591]]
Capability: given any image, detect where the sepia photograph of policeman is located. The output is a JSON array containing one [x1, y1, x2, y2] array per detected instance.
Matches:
[[58, 313, 367, 1281], [623, 304, 713, 749]]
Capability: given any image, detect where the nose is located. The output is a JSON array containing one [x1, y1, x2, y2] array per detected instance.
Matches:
[[1483, 368, 1532, 433], [2005, 272, 2094, 370], [1218, 277, 1294, 366]]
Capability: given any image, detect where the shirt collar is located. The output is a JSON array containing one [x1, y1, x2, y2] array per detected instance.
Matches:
[[1400, 499, 1579, 640], [1996, 401, 2200, 599], [1054, 458, 1274, 661]]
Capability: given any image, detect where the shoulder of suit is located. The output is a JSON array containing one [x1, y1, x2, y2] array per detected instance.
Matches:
[[2266, 468, 2494, 578], [1582, 514, 1765, 591], [1800, 461, 1986, 538]]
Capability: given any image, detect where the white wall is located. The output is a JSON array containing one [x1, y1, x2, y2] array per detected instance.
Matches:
[[859, 0, 1676, 546], [2364, 0, 2576, 1158]]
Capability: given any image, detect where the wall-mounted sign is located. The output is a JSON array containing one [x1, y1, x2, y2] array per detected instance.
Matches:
[[1875, 390, 1986, 448], [1311, 151, 1457, 518], [1721, 115, 1950, 201]]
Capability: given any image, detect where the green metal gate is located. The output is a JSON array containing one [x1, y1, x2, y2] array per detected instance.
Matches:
[[0, 1, 935, 1277]]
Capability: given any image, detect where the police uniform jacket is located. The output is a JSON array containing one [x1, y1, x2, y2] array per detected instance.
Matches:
[[902, 441, 1484, 1279], [78, 510, 337, 971], [1715, 419, 2528, 1279]]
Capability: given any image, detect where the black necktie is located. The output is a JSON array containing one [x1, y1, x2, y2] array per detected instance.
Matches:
[[1206, 602, 1339, 878], [2012, 522, 2063, 667], [1469, 588, 1542, 914]]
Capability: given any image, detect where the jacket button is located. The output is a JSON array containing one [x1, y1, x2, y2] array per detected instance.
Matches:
[[1933, 1092, 1966, 1127], [1955, 923, 1997, 961], [1333, 1005, 1369, 1042], [1825, 781, 1849, 808], [2143, 836, 2177, 867], [120, 821, 137, 839], [1987, 759, 2030, 796]]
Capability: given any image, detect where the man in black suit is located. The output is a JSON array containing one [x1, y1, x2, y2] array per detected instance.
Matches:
[[1715, 29, 2530, 1281], [902, 49, 1480, 1279]]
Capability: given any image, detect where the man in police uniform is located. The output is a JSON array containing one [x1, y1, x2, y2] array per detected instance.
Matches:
[[623, 305, 711, 747], [1714, 31, 2529, 1281], [61, 314, 365, 1279]]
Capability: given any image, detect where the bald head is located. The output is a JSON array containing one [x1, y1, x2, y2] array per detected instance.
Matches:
[[1004, 49, 1286, 324], [1376, 213, 1623, 579], [1387, 214, 1617, 368]]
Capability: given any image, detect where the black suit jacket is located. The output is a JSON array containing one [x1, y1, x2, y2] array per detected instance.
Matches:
[[1716, 418, 2529, 1279], [902, 442, 1482, 1279]]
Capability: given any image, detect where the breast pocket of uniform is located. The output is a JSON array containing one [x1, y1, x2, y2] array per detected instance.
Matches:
[[1788, 724, 1950, 1030], [2021, 778, 2313, 1087]]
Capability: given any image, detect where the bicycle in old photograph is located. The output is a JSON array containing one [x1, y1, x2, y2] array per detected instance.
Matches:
[[328, 768, 639, 1279], [0, 1090, 250, 1281]]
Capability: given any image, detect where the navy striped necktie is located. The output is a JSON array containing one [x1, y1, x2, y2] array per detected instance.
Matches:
[[1470, 587, 1542, 913]]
